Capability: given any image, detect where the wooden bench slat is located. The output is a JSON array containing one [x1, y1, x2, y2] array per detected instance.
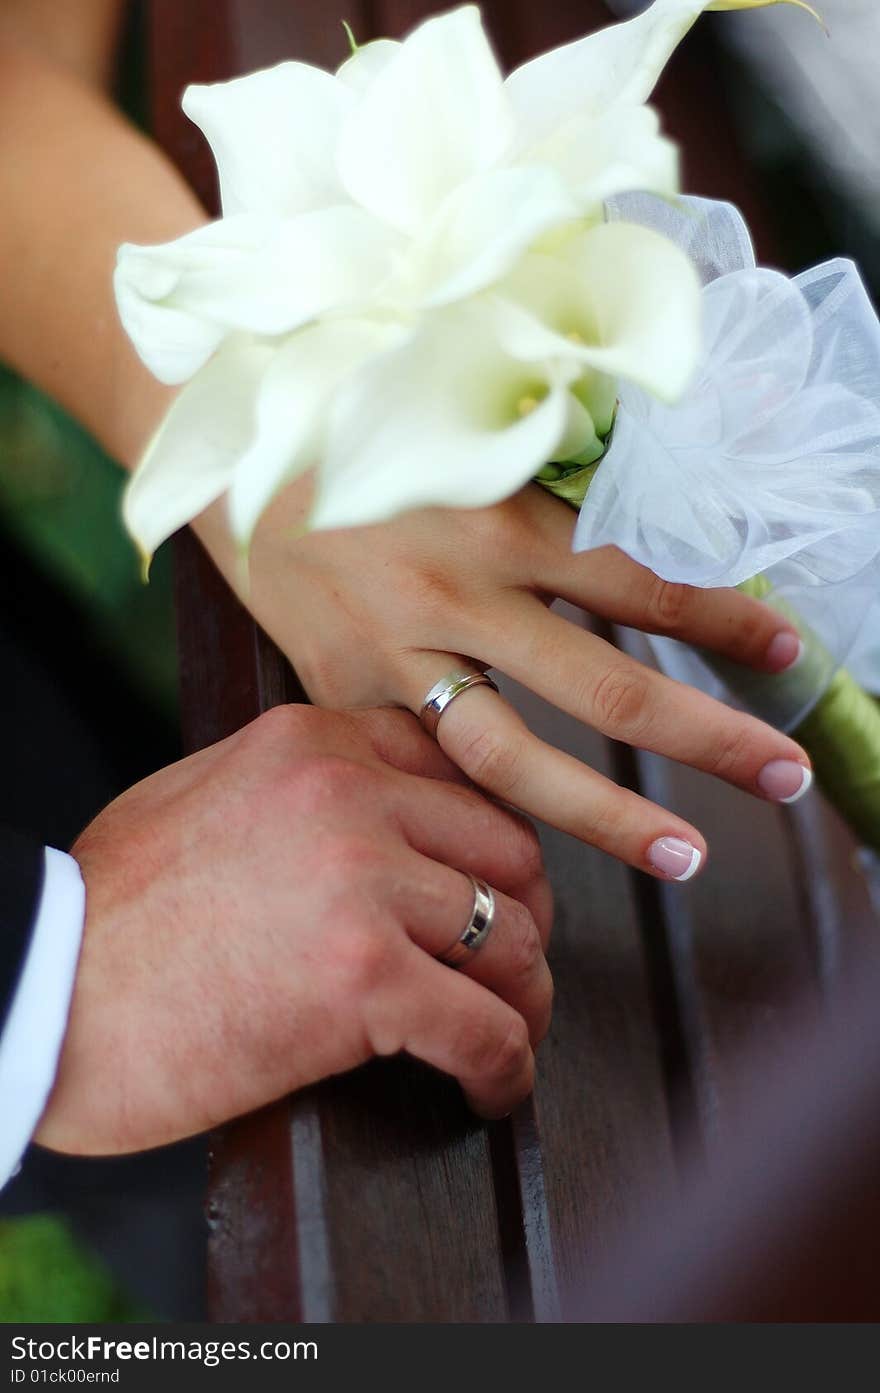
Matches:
[[498, 619, 678, 1319]]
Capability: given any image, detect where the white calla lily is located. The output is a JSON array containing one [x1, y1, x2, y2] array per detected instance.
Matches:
[[227, 319, 401, 545], [123, 338, 273, 562], [115, 218, 268, 384], [116, 207, 399, 381], [182, 63, 354, 217], [520, 104, 679, 211], [506, 0, 816, 149], [490, 221, 702, 403], [311, 305, 582, 531], [396, 165, 580, 309], [336, 5, 514, 235], [116, 0, 817, 555], [336, 38, 400, 93]]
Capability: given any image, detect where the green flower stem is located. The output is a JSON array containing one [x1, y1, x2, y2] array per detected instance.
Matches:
[[539, 473, 880, 853], [536, 461, 601, 507]]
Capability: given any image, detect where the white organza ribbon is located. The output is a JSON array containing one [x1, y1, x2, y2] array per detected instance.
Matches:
[[573, 193, 880, 720]]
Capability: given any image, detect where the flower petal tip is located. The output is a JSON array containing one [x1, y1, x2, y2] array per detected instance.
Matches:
[[708, 0, 827, 32], [137, 547, 154, 585]]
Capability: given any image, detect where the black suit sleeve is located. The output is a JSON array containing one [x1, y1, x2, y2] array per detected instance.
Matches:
[[0, 826, 45, 1033]]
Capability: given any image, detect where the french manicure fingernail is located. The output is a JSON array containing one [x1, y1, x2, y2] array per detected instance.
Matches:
[[765, 631, 804, 673], [757, 759, 813, 804], [647, 836, 702, 882]]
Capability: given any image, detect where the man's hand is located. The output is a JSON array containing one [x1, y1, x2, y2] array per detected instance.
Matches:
[[35, 706, 553, 1157]]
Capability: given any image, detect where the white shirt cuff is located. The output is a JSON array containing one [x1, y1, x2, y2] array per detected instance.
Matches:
[[0, 847, 85, 1187]]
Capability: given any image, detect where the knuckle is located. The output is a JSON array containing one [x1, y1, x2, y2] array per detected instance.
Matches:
[[506, 814, 545, 884], [469, 500, 520, 553], [647, 578, 693, 633], [401, 563, 468, 629], [589, 664, 651, 737], [730, 604, 764, 654], [705, 721, 755, 781], [578, 798, 627, 849], [457, 727, 525, 798], [534, 971, 555, 1045], [481, 1014, 531, 1083], [337, 925, 397, 998], [246, 702, 312, 747], [504, 902, 544, 985]]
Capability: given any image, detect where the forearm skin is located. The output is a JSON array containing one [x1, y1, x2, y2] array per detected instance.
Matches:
[[0, 20, 205, 470]]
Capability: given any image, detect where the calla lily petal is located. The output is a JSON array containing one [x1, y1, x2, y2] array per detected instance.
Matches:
[[116, 208, 399, 376], [708, 0, 822, 19], [228, 319, 400, 545], [525, 105, 679, 214], [399, 165, 580, 309], [312, 306, 575, 530], [505, 0, 815, 149], [183, 63, 354, 217], [123, 338, 272, 561], [491, 221, 702, 402], [160, 206, 400, 336], [115, 217, 269, 383], [337, 5, 514, 235], [336, 39, 401, 93]]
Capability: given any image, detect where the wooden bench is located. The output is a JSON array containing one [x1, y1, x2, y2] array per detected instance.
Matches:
[[150, 0, 879, 1321]]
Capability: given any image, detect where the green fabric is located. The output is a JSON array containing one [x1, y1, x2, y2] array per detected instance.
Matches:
[[539, 474, 880, 853], [0, 1216, 146, 1323], [0, 366, 178, 717]]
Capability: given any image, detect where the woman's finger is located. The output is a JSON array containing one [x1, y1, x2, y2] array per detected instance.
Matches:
[[397, 664, 709, 880], [366, 945, 536, 1120], [345, 706, 471, 784], [472, 597, 812, 804], [395, 854, 553, 1045], [532, 494, 803, 674]]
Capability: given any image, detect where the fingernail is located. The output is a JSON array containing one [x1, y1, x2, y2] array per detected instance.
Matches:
[[765, 631, 804, 673], [647, 836, 703, 882], [757, 759, 813, 804]]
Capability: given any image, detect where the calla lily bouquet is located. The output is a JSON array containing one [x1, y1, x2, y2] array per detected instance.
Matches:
[[116, 0, 880, 856]]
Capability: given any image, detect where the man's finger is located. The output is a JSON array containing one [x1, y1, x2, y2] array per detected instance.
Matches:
[[366, 947, 536, 1120], [386, 762, 553, 942], [397, 856, 553, 1045]]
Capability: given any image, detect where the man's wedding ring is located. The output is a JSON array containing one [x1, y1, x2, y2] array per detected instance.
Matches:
[[440, 875, 496, 968], [420, 668, 498, 739]]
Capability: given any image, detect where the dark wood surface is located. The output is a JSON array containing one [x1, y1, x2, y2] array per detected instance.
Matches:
[[150, 0, 879, 1321]]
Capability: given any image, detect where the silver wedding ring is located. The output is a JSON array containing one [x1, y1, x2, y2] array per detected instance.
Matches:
[[420, 668, 498, 739], [440, 875, 496, 968]]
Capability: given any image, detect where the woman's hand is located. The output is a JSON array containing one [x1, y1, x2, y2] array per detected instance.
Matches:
[[195, 481, 812, 885], [37, 705, 553, 1155]]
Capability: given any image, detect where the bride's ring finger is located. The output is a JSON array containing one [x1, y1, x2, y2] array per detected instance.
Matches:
[[408, 656, 708, 883]]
